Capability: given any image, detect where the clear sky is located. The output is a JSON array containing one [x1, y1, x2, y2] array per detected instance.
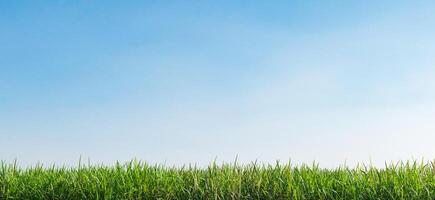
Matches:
[[1, 1, 434, 167]]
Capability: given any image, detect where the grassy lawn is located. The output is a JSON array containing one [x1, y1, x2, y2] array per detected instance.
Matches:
[[1, 160, 434, 199]]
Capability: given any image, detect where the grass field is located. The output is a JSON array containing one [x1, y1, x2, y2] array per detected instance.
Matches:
[[0, 160, 434, 200]]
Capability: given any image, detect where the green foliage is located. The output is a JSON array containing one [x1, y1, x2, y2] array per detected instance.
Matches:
[[0, 160, 434, 199]]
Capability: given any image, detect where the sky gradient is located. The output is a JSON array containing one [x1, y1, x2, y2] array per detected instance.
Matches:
[[1, 1, 435, 167]]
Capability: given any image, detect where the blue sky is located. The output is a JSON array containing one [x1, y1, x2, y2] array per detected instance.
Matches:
[[1, 1, 435, 167]]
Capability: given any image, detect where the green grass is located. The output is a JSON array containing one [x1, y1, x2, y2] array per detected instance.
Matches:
[[0, 160, 434, 200]]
